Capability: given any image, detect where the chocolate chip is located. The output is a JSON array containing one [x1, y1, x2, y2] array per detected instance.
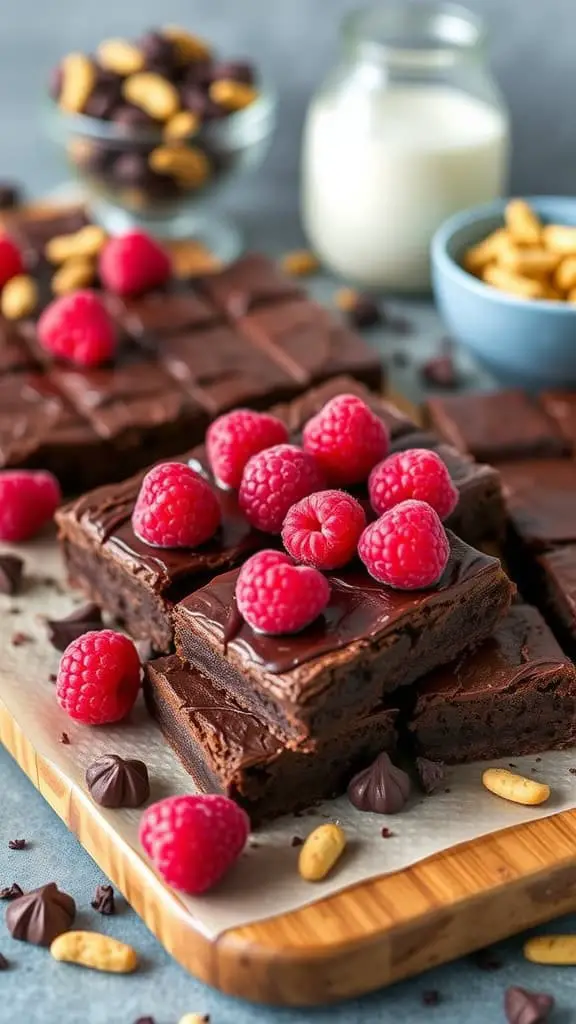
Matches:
[[60, 732, 71, 746], [83, 70, 122, 120], [91, 884, 115, 916], [422, 989, 441, 1006], [380, 827, 395, 838], [416, 757, 445, 795], [139, 31, 177, 74], [211, 60, 255, 85], [348, 752, 411, 814], [0, 883, 23, 900], [346, 294, 382, 329], [291, 836, 303, 847], [504, 985, 554, 1024], [6, 884, 75, 947], [48, 673, 57, 684], [46, 602, 104, 651], [86, 754, 150, 809], [0, 554, 24, 595], [8, 839, 27, 851], [0, 183, 21, 210], [569, 767, 576, 776], [112, 103, 158, 133], [10, 631, 31, 646], [112, 151, 151, 187], [473, 947, 503, 971], [180, 83, 226, 120], [422, 338, 460, 388], [134, 1018, 156, 1024], [0, 953, 9, 970]]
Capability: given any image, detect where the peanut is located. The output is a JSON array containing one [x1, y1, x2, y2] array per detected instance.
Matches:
[[499, 246, 560, 278], [123, 73, 180, 122], [504, 199, 542, 245], [567, 287, 576, 304], [162, 26, 211, 63], [52, 257, 95, 295], [59, 53, 96, 115], [1, 274, 38, 319], [524, 935, 576, 965], [50, 931, 138, 973], [149, 145, 210, 188], [298, 824, 346, 882], [481, 264, 547, 300], [167, 239, 222, 278], [542, 224, 576, 255], [178, 1016, 210, 1024], [482, 768, 550, 806], [96, 39, 145, 76], [163, 111, 200, 141], [555, 256, 576, 292], [335, 287, 359, 312], [46, 225, 107, 264], [280, 249, 319, 277], [462, 229, 510, 274], [209, 79, 259, 112]]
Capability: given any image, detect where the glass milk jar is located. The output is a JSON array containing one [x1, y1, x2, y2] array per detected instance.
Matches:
[[302, 2, 509, 291]]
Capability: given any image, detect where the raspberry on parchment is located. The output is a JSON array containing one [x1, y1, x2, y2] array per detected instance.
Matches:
[[56, 629, 141, 725], [0, 469, 61, 541]]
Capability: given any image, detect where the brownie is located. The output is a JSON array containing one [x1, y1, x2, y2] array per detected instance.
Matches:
[[240, 298, 382, 391], [408, 604, 576, 763], [198, 252, 303, 317], [173, 534, 514, 748], [535, 546, 576, 656], [500, 458, 576, 550], [56, 446, 265, 651], [0, 373, 65, 466], [271, 375, 416, 440], [144, 655, 398, 822], [540, 390, 576, 452], [117, 289, 220, 337], [425, 390, 568, 463], [0, 321, 40, 373]]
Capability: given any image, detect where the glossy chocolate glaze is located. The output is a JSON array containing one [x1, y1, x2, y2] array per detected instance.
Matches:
[[413, 604, 572, 707], [500, 457, 576, 548], [198, 252, 302, 317], [537, 544, 576, 632], [177, 533, 504, 674]]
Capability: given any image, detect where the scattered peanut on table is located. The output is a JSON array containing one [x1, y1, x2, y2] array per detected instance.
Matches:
[[298, 823, 346, 881], [481, 768, 551, 806], [280, 249, 319, 277], [50, 931, 138, 973], [524, 935, 576, 965]]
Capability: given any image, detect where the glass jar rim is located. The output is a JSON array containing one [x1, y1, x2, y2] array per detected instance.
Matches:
[[342, 2, 487, 68]]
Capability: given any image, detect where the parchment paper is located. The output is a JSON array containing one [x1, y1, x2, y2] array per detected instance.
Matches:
[[1, 532, 576, 940]]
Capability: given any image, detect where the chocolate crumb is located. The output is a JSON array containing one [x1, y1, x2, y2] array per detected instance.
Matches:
[[473, 948, 503, 971], [60, 732, 71, 745], [509, 763, 517, 768], [0, 953, 8, 970], [380, 827, 395, 838], [46, 603, 104, 652], [8, 839, 27, 851], [134, 1018, 156, 1024], [7, 606, 19, 614], [0, 554, 24, 596], [535, 756, 542, 762], [10, 631, 31, 646], [444, 787, 451, 794], [0, 883, 23, 900], [416, 757, 445, 795], [249, 841, 260, 849], [48, 673, 57, 683], [421, 350, 459, 389], [569, 767, 576, 776], [422, 989, 441, 1006], [91, 884, 115, 916], [504, 985, 554, 1024], [291, 836, 304, 847]]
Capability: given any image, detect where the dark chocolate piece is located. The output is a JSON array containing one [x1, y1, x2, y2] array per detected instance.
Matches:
[[60, 732, 70, 745], [86, 754, 150, 808], [421, 351, 459, 389], [0, 554, 23, 595], [500, 458, 576, 549], [0, 883, 23, 900], [536, 545, 576, 654], [8, 839, 27, 850], [211, 60, 255, 84], [504, 986, 554, 1024], [347, 752, 410, 814], [91, 884, 115, 915], [46, 602, 104, 651], [422, 990, 441, 1006], [408, 605, 576, 764], [344, 294, 382, 329], [0, 182, 21, 209], [0, 953, 8, 970], [416, 757, 445, 794], [6, 883, 75, 946]]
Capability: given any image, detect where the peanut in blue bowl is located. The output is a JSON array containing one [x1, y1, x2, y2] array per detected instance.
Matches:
[[431, 196, 576, 388]]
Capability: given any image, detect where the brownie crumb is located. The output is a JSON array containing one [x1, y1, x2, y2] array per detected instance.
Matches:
[[508, 763, 517, 769], [8, 840, 27, 851], [10, 631, 31, 646], [7, 606, 19, 614], [535, 756, 542, 762], [249, 841, 260, 850], [291, 836, 304, 847], [380, 827, 395, 838], [416, 757, 445, 795], [422, 989, 441, 1006], [46, 603, 104, 652], [60, 732, 71, 745], [569, 768, 576, 776], [504, 985, 554, 1024], [91, 884, 115, 916], [48, 673, 57, 683], [0, 883, 23, 900], [0, 554, 24, 596], [134, 1017, 156, 1024], [0, 953, 9, 970], [473, 948, 503, 971]]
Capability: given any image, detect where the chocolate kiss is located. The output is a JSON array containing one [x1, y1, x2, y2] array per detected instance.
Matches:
[[6, 883, 75, 946], [85, 754, 150, 808], [347, 752, 411, 814]]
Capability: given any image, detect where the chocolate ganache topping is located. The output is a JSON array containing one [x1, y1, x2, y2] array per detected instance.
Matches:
[[347, 752, 411, 814], [6, 883, 75, 946], [86, 754, 150, 808]]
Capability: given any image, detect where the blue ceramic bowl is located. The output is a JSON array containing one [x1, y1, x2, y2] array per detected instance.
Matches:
[[431, 196, 576, 388]]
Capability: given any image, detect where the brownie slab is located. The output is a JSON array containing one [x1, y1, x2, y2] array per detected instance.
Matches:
[[198, 252, 303, 316], [500, 458, 576, 550], [425, 390, 568, 463], [144, 655, 398, 822], [173, 534, 514, 748], [535, 546, 576, 656], [408, 604, 576, 763], [540, 390, 576, 452]]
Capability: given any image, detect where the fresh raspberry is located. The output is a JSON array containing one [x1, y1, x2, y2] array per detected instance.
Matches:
[[0, 470, 61, 541], [37, 290, 117, 367], [56, 629, 141, 725], [239, 444, 324, 534], [132, 462, 221, 548], [236, 549, 330, 634], [303, 394, 389, 485], [282, 490, 366, 570], [139, 794, 249, 894], [358, 499, 450, 589], [369, 449, 459, 520], [206, 409, 289, 489], [99, 230, 172, 296], [0, 235, 24, 288]]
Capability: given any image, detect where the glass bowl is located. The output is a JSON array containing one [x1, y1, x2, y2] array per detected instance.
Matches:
[[46, 84, 276, 261]]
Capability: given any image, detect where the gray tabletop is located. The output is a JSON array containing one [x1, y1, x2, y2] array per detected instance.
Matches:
[[1, 0, 576, 1020]]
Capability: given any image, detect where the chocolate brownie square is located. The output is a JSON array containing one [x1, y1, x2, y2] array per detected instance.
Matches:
[[173, 534, 513, 748], [144, 655, 398, 822], [408, 604, 576, 763], [425, 390, 568, 463], [0, 321, 39, 373], [540, 390, 576, 452], [500, 458, 576, 550], [117, 289, 220, 337], [536, 546, 576, 655], [198, 252, 302, 316]]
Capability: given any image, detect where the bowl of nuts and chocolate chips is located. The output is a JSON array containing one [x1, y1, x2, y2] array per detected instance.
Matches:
[[47, 26, 276, 257]]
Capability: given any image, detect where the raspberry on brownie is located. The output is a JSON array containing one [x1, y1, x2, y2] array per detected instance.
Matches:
[[282, 490, 366, 570], [236, 550, 330, 635]]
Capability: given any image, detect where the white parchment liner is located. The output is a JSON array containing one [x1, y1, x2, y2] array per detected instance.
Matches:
[[1, 533, 575, 940]]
